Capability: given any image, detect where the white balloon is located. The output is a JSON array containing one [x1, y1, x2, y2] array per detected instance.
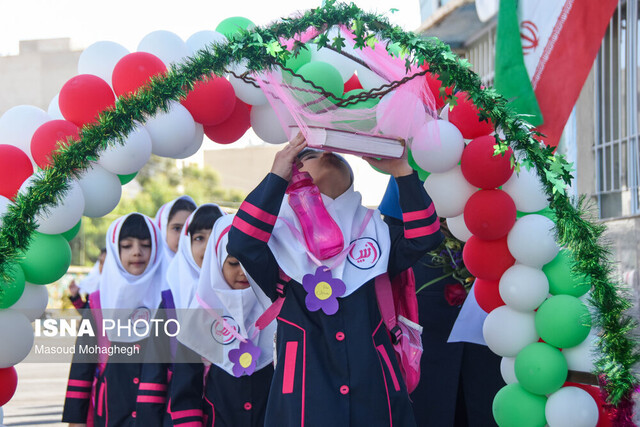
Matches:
[[0, 195, 11, 227], [98, 125, 152, 174], [563, 334, 598, 373], [250, 103, 292, 144], [502, 166, 549, 213], [311, 46, 356, 82], [35, 179, 85, 235], [0, 105, 50, 159], [412, 120, 464, 173], [186, 30, 226, 55], [446, 214, 472, 242], [499, 264, 550, 312], [47, 93, 64, 120], [145, 102, 196, 158], [376, 90, 426, 137], [138, 30, 190, 66], [500, 357, 518, 384], [507, 214, 560, 268], [356, 65, 388, 90], [78, 41, 129, 86], [77, 163, 122, 217], [0, 310, 34, 368], [424, 166, 478, 218], [228, 62, 268, 106], [482, 305, 539, 357], [546, 387, 599, 427], [9, 282, 48, 322], [173, 123, 204, 159]]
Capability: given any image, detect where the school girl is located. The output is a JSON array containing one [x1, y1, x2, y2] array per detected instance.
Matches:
[[154, 204, 224, 426], [170, 213, 276, 427], [68, 248, 106, 310], [226, 134, 444, 426], [62, 213, 168, 427], [155, 196, 197, 288]]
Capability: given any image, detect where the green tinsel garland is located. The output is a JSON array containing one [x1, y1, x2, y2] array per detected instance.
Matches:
[[0, 0, 636, 407]]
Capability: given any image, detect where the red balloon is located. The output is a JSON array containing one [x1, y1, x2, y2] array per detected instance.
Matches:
[[31, 120, 80, 169], [204, 99, 251, 144], [343, 73, 363, 93], [0, 145, 33, 200], [448, 91, 494, 138], [182, 76, 236, 126], [460, 135, 514, 189], [0, 366, 18, 406], [112, 52, 167, 97], [474, 278, 505, 313], [464, 189, 516, 240], [419, 63, 453, 110], [564, 382, 613, 427], [462, 235, 515, 281], [59, 74, 115, 127]]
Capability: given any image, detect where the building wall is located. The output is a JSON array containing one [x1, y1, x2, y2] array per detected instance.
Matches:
[[0, 39, 81, 115]]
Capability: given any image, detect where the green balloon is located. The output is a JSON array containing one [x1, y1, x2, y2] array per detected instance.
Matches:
[[336, 89, 379, 132], [408, 149, 430, 181], [0, 264, 26, 309], [61, 219, 82, 242], [516, 206, 556, 221], [514, 342, 568, 395], [118, 172, 137, 185], [492, 383, 547, 427], [292, 61, 344, 109], [215, 16, 255, 38], [285, 47, 312, 72], [543, 249, 591, 297], [535, 295, 592, 348], [19, 232, 71, 285]]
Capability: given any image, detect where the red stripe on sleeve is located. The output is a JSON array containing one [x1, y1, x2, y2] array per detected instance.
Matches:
[[240, 201, 277, 226], [232, 216, 271, 243], [402, 204, 435, 222], [404, 221, 440, 239]]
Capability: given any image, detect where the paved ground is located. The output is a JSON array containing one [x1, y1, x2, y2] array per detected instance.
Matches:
[[2, 363, 69, 426]]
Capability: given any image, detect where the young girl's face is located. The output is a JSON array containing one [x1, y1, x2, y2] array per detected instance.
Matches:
[[222, 256, 250, 289], [299, 151, 352, 198], [191, 228, 212, 268], [167, 210, 191, 253], [119, 237, 152, 275]]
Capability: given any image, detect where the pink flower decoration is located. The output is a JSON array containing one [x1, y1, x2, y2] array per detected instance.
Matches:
[[444, 283, 468, 307]]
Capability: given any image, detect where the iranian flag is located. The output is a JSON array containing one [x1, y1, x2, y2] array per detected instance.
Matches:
[[494, 0, 618, 146]]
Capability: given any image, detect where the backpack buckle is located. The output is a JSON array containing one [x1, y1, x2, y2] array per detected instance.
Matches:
[[390, 325, 402, 345]]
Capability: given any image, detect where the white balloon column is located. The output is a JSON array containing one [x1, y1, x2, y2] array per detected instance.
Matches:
[[409, 94, 599, 426]]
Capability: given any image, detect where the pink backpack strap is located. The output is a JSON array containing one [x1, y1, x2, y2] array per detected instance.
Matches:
[[375, 274, 402, 345], [254, 270, 290, 331], [88, 291, 110, 375]]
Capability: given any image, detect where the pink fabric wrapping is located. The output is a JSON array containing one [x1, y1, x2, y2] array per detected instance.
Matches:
[[251, 26, 442, 153]]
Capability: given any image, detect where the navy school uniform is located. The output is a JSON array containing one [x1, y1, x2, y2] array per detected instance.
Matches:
[[408, 251, 504, 426], [169, 342, 274, 426], [227, 171, 443, 427], [61, 291, 169, 426]]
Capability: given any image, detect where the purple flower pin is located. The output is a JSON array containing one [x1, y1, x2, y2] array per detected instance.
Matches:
[[302, 266, 346, 315], [228, 339, 261, 378]]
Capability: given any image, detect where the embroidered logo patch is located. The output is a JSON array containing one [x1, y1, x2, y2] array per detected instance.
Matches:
[[130, 307, 151, 335], [211, 316, 240, 345], [347, 237, 381, 270]]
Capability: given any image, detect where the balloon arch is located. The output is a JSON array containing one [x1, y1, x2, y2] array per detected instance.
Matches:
[[0, 1, 636, 425]]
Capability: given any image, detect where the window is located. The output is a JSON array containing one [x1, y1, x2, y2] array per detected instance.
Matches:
[[595, 0, 640, 219]]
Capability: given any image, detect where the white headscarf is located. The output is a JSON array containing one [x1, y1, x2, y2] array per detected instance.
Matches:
[[178, 214, 275, 375], [154, 196, 196, 290], [268, 185, 391, 297], [99, 213, 164, 343], [77, 260, 101, 294], [166, 204, 225, 310]]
